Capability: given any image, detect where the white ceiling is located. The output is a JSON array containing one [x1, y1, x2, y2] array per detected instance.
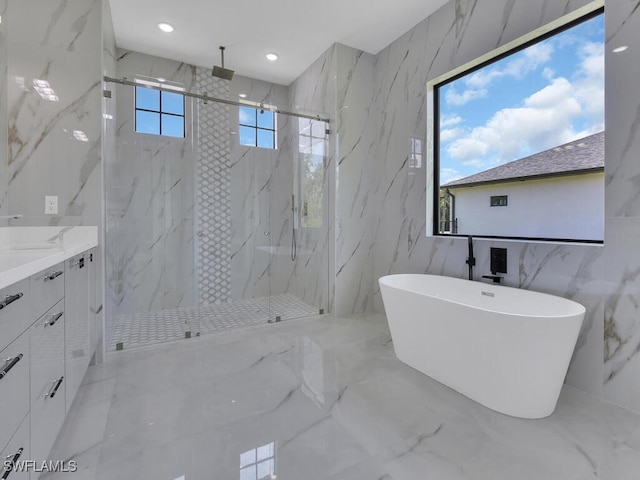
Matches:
[[108, 0, 449, 86]]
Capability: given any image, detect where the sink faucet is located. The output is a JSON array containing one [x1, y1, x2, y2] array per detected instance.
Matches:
[[465, 235, 475, 280]]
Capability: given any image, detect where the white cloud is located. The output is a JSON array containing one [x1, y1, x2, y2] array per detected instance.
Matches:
[[440, 168, 462, 184], [445, 87, 487, 106], [445, 42, 554, 108], [441, 114, 463, 127], [573, 41, 605, 130], [440, 127, 464, 143], [446, 77, 585, 167], [465, 69, 503, 89], [442, 30, 603, 173], [239, 108, 253, 124], [464, 42, 554, 90]]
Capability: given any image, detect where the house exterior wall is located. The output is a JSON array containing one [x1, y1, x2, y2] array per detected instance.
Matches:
[[451, 172, 604, 240]]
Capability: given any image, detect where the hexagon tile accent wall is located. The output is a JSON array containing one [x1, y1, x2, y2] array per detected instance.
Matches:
[[195, 69, 231, 304]]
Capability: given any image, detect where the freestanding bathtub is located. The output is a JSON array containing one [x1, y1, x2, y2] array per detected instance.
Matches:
[[379, 274, 585, 419]]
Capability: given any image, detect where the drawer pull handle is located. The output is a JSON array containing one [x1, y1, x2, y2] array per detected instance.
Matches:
[[44, 270, 63, 281], [46, 312, 63, 327], [0, 354, 23, 380], [2, 447, 24, 479], [45, 376, 64, 399], [0, 293, 23, 310], [71, 258, 85, 269]]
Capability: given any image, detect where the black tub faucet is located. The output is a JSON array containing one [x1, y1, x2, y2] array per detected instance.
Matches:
[[466, 235, 475, 280]]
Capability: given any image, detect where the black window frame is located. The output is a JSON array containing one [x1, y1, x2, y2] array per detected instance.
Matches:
[[432, 7, 604, 244], [490, 195, 508, 207], [239, 106, 277, 149], [134, 85, 185, 138]]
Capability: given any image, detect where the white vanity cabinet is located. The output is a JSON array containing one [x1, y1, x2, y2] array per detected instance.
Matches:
[[64, 252, 89, 414], [0, 244, 94, 480]]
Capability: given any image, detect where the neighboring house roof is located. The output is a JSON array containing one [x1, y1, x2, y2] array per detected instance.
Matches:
[[442, 131, 604, 189]]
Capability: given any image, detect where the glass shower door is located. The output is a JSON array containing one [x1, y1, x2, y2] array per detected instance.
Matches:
[[194, 133, 274, 331], [105, 82, 198, 351]]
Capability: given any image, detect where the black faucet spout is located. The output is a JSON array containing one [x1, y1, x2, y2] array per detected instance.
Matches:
[[465, 235, 476, 280]]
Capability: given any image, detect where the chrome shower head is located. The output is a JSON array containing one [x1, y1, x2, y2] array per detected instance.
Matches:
[[212, 46, 234, 81]]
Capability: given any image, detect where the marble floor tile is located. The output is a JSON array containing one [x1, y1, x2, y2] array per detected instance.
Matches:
[[49, 314, 640, 479]]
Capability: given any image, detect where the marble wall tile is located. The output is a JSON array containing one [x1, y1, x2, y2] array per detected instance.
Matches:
[[289, 46, 338, 314], [604, 0, 640, 218], [604, 217, 640, 412], [333, 45, 377, 316], [228, 76, 293, 304], [0, 0, 7, 216], [7, 37, 102, 222], [228, 74, 333, 316], [7, 0, 101, 55], [600, 0, 640, 412], [105, 50, 196, 320]]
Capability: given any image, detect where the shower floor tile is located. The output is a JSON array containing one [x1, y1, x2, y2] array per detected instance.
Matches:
[[108, 293, 320, 351]]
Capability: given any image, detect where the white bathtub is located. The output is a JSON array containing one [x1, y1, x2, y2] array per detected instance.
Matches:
[[379, 274, 585, 419]]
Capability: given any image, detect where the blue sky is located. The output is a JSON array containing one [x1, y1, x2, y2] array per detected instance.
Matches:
[[438, 14, 604, 185]]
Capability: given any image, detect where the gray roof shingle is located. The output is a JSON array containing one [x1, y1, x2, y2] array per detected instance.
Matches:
[[442, 131, 604, 188]]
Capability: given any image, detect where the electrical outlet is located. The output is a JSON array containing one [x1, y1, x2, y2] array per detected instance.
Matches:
[[45, 195, 58, 215]]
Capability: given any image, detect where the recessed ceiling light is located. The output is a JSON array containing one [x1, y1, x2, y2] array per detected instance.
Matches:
[[266, 53, 279, 61], [612, 45, 628, 53], [157, 22, 174, 33], [238, 93, 247, 98]]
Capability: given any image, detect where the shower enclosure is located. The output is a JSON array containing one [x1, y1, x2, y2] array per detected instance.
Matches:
[[104, 63, 331, 352]]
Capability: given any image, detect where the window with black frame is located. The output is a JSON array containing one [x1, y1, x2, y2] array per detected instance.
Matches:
[[135, 86, 185, 138], [239, 105, 276, 149], [433, 9, 604, 243]]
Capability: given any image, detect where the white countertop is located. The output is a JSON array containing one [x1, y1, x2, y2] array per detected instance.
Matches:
[[0, 226, 98, 290]]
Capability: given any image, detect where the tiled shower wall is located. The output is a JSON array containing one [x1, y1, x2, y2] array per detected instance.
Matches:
[[105, 52, 331, 321], [106, 50, 196, 319]]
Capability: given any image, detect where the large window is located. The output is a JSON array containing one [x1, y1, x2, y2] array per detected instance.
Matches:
[[432, 8, 604, 242], [135, 85, 185, 138], [239, 105, 276, 149]]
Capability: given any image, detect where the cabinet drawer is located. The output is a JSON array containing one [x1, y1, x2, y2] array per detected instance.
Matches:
[[29, 263, 64, 320], [0, 415, 30, 480], [30, 300, 65, 463], [0, 332, 29, 454], [0, 279, 30, 353]]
